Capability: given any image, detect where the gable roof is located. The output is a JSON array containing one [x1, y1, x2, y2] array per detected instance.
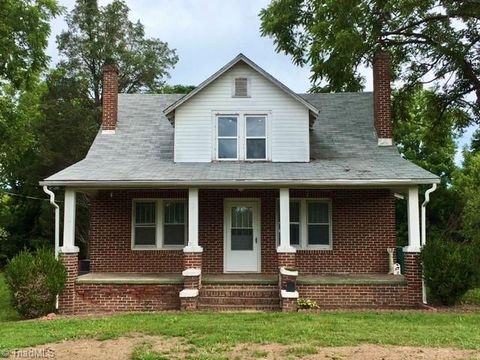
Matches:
[[41, 92, 439, 187], [163, 53, 319, 117]]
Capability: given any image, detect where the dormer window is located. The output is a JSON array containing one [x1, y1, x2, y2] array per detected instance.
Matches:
[[215, 113, 269, 161], [233, 77, 249, 97]]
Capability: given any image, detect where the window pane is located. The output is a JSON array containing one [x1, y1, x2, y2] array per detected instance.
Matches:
[[164, 224, 185, 245], [246, 117, 266, 137], [290, 201, 300, 222], [134, 227, 156, 246], [246, 139, 266, 159], [164, 202, 185, 224], [218, 117, 237, 136], [135, 202, 156, 224], [308, 224, 330, 245], [290, 224, 300, 245], [231, 229, 253, 250], [218, 138, 237, 159], [308, 202, 329, 223], [231, 206, 252, 228]]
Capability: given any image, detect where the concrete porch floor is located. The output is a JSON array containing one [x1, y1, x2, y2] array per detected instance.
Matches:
[[76, 272, 405, 286]]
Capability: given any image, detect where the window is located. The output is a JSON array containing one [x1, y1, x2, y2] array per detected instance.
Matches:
[[276, 199, 332, 249], [246, 116, 266, 160], [132, 199, 187, 249], [133, 202, 157, 246], [233, 77, 248, 97], [215, 113, 269, 161], [307, 201, 330, 246], [163, 201, 186, 245], [217, 116, 238, 159]]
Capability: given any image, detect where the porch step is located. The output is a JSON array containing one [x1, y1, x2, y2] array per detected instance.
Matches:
[[198, 285, 280, 311]]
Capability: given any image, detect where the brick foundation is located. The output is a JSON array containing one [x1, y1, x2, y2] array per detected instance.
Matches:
[[281, 297, 298, 312], [75, 283, 182, 313], [297, 283, 412, 308], [59, 253, 78, 314]]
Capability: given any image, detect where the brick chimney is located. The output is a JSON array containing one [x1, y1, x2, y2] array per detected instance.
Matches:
[[101, 63, 119, 133], [373, 51, 393, 146]]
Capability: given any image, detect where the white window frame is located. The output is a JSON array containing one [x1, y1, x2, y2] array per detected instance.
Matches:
[[132, 199, 187, 250], [275, 198, 333, 250], [245, 115, 267, 161], [216, 114, 239, 161], [214, 112, 270, 161]]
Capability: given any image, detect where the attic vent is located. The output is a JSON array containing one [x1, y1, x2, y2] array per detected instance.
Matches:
[[234, 77, 249, 97]]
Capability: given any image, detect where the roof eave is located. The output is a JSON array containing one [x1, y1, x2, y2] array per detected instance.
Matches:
[[40, 178, 440, 188]]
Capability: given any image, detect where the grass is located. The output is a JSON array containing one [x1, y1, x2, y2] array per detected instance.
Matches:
[[0, 272, 479, 355], [0, 272, 20, 322]]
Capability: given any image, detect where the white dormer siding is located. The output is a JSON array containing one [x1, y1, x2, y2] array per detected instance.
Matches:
[[174, 62, 310, 162]]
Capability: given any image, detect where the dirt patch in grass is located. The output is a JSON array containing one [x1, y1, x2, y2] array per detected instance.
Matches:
[[232, 343, 480, 359], [6, 335, 480, 360]]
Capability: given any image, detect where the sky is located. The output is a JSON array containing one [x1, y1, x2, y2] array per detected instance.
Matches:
[[47, 0, 475, 163]]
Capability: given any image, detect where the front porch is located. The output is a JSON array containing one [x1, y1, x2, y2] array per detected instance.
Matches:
[[58, 186, 424, 313]]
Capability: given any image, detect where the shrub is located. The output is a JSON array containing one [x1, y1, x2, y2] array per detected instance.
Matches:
[[4, 248, 67, 318], [421, 238, 479, 306], [297, 298, 319, 309]]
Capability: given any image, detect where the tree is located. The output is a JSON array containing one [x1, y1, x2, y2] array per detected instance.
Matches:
[[162, 84, 196, 94], [57, 0, 178, 110], [0, 0, 61, 89], [393, 86, 466, 243], [260, 0, 480, 124]]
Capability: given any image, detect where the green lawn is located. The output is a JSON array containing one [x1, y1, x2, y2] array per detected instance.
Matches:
[[1, 272, 480, 355]]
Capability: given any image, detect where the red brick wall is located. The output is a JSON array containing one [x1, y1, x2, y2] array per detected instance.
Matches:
[[292, 189, 396, 274], [89, 188, 395, 275], [90, 190, 187, 273], [75, 283, 182, 313]]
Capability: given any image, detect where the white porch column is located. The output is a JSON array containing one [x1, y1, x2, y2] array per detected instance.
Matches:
[[277, 188, 295, 253], [404, 186, 421, 253], [60, 188, 79, 253], [184, 188, 203, 252]]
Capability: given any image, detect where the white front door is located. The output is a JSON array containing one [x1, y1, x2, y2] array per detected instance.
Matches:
[[224, 200, 260, 272]]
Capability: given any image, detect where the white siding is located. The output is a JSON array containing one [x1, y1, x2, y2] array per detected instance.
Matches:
[[174, 63, 310, 162]]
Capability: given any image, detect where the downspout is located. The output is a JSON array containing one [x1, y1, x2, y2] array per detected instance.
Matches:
[[420, 183, 437, 304], [43, 186, 60, 310]]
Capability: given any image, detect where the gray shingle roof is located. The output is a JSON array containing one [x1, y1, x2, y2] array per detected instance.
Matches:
[[41, 93, 439, 187]]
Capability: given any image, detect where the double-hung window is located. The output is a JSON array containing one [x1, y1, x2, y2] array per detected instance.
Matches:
[[245, 116, 267, 160], [276, 199, 332, 249], [216, 114, 268, 161], [217, 116, 238, 160], [133, 201, 157, 247], [133, 199, 187, 249]]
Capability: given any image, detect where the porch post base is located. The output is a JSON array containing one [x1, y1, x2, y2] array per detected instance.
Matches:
[[180, 289, 199, 311], [404, 251, 423, 305], [58, 252, 78, 314], [277, 251, 296, 269], [280, 290, 299, 312], [183, 268, 201, 289]]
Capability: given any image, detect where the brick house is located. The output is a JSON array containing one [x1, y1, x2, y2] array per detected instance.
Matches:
[[41, 53, 439, 313]]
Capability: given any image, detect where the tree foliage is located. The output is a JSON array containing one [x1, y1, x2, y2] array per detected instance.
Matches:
[[260, 0, 480, 124], [0, 0, 61, 89], [57, 0, 178, 108]]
